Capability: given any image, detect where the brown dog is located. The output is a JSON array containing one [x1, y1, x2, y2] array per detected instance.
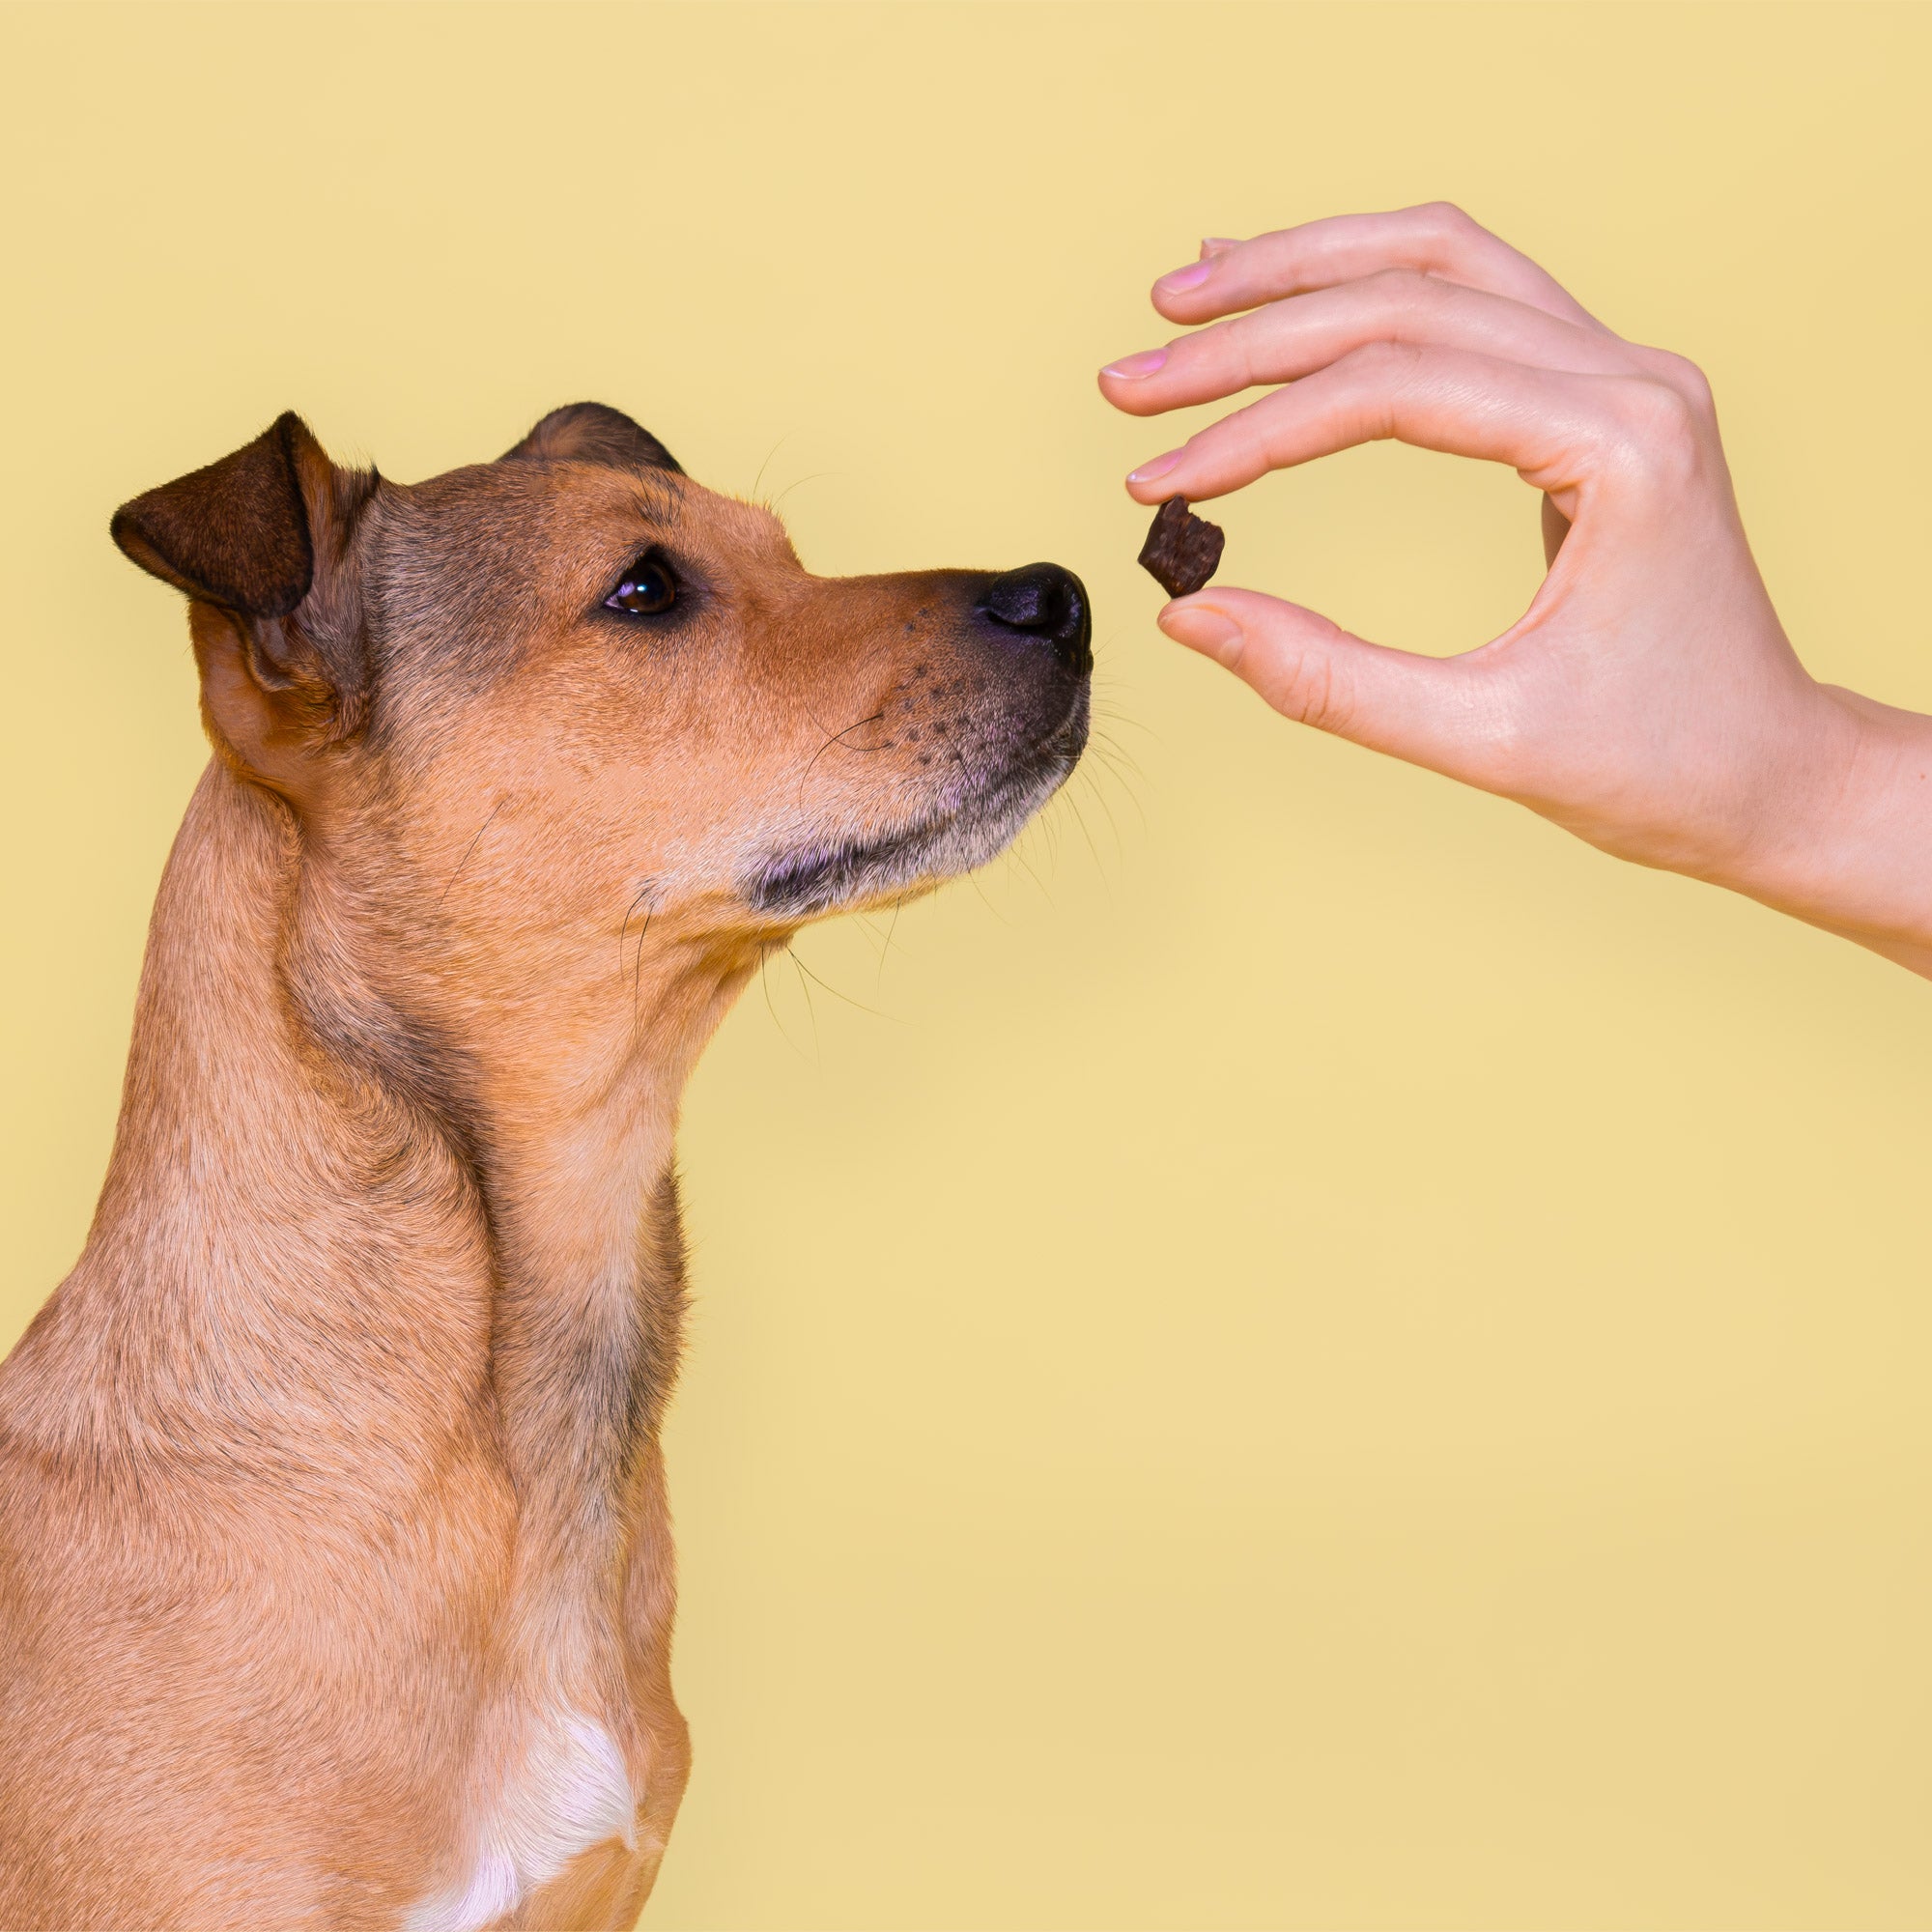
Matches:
[[0, 406, 1090, 1930]]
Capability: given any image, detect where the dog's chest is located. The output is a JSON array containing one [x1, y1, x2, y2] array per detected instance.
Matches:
[[403, 1706, 636, 1932]]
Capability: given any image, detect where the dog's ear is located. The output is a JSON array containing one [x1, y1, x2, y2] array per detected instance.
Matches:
[[111, 412, 317, 618], [113, 413, 379, 787], [501, 402, 682, 475]]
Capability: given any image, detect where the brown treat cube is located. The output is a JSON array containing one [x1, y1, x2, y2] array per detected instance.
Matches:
[[1137, 497, 1225, 598]]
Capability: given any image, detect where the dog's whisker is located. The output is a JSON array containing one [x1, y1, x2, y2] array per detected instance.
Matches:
[[1061, 786, 1107, 874], [617, 881, 656, 980], [768, 469, 833, 514], [964, 865, 1015, 929], [1075, 768, 1130, 858], [748, 433, 790, 506], [784, 945, 823, 1066], [785, 941, 901, 1024], [438, 797, 506, 909], [872, 900, 907, 1004], [759, 946, 815, 1065], [1008, 832, 1055, 906], [795, 709, 890, 810]]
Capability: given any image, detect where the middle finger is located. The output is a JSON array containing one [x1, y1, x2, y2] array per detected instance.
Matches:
[[1101, 270, 1645, 418]]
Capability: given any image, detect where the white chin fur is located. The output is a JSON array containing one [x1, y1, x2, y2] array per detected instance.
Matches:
[[749, 739, 1081, 922]]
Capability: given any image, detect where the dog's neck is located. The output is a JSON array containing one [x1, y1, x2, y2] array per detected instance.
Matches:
[[4, 756, 752, 1912], [28, 761, 743, 1597]]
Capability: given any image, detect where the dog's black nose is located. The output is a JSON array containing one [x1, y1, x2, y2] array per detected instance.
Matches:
[[977, 563, 1093, 676]]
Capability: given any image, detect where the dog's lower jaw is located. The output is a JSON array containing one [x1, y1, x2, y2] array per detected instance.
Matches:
[[0, 764, 714, 1931], [746, 704, 1090, 922]]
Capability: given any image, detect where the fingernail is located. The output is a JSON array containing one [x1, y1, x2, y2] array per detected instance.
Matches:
[[1201, 237, 1240, 256], [1154, 259, 1212, 295], [1126, 449, 1182, 485], [1101, 348, 1168, 381], [1159, 603, 1241, 656]]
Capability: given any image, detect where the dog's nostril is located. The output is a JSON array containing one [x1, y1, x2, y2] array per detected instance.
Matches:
[[980, 564, 1069, 633], [976, 563, 1094, 675], [982, 573, 1056, 631]]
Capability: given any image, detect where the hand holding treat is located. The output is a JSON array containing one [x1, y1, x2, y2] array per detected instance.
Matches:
[[1098, 203, 1932, 979]]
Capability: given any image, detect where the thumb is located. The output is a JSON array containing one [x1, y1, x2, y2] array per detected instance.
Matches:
[[1158, 586, 1503, 781]]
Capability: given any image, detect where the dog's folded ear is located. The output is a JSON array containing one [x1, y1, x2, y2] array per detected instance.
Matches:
[[501, 403, 682, 475], [112, 413, 379, 782], [112, 412, 319, 619]]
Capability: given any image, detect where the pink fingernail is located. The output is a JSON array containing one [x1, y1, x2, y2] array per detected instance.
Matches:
[[1154, 259, 1212, 295], [1127, 449, 1182, 485], [1159, 604, 1241, 655], [1101, 349, 1168, 380]]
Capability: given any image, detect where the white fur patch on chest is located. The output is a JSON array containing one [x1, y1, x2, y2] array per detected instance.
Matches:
[[404, 1711, 637, 1932]]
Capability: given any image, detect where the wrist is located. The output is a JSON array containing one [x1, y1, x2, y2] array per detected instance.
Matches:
[[1712, 681, 1932, 963]]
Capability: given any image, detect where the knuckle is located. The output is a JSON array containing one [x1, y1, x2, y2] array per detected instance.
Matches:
[[1266, 650, 1351, 735], [1228, 394, 1275, 456], [1649, 349, 1717, 417], [1600, 376, 1706, 489], [1221, 313, 1266, 389], [1413, 198, 1478, 239], [1624, 375, 1697, 436], [1328, 340, 1423, 442], [1341, 337, 1420, 381], [1368, 264, 1435, 305]]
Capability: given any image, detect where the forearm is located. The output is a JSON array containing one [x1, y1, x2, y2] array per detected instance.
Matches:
[[1710, 685, 1932, 976]]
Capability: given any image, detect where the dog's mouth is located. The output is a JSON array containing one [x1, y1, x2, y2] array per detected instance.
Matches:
[[746, 693, 1090, 922]]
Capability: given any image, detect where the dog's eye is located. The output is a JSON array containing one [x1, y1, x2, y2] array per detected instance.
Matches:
[[605, 555, 678, 615]]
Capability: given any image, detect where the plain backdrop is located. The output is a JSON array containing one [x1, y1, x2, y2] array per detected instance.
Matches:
[[4, 4, 1931, 1927]]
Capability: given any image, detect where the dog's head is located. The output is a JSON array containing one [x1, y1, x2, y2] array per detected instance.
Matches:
[[112, 408, 1090, 1005]]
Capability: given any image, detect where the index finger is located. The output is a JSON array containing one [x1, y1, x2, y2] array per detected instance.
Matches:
[[1154, 203, 1608, 334]]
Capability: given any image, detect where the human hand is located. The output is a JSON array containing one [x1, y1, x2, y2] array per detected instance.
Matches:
[[1099, 204, 1932, 973]]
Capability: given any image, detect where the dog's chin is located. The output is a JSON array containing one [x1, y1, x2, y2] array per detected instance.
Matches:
[[746, 701, 1089, 922]]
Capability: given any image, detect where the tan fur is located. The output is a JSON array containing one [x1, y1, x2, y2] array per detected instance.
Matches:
[[0, 413, 1088, 1929]]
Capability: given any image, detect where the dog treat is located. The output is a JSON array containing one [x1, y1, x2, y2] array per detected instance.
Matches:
[[1137, 497, 1225, 598]]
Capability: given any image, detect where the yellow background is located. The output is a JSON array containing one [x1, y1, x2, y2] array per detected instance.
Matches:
[[5, 4, 1931, 1925]]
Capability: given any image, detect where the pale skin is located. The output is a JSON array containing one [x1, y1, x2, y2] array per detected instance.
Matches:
[[1098, 203, 1932, 980]]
